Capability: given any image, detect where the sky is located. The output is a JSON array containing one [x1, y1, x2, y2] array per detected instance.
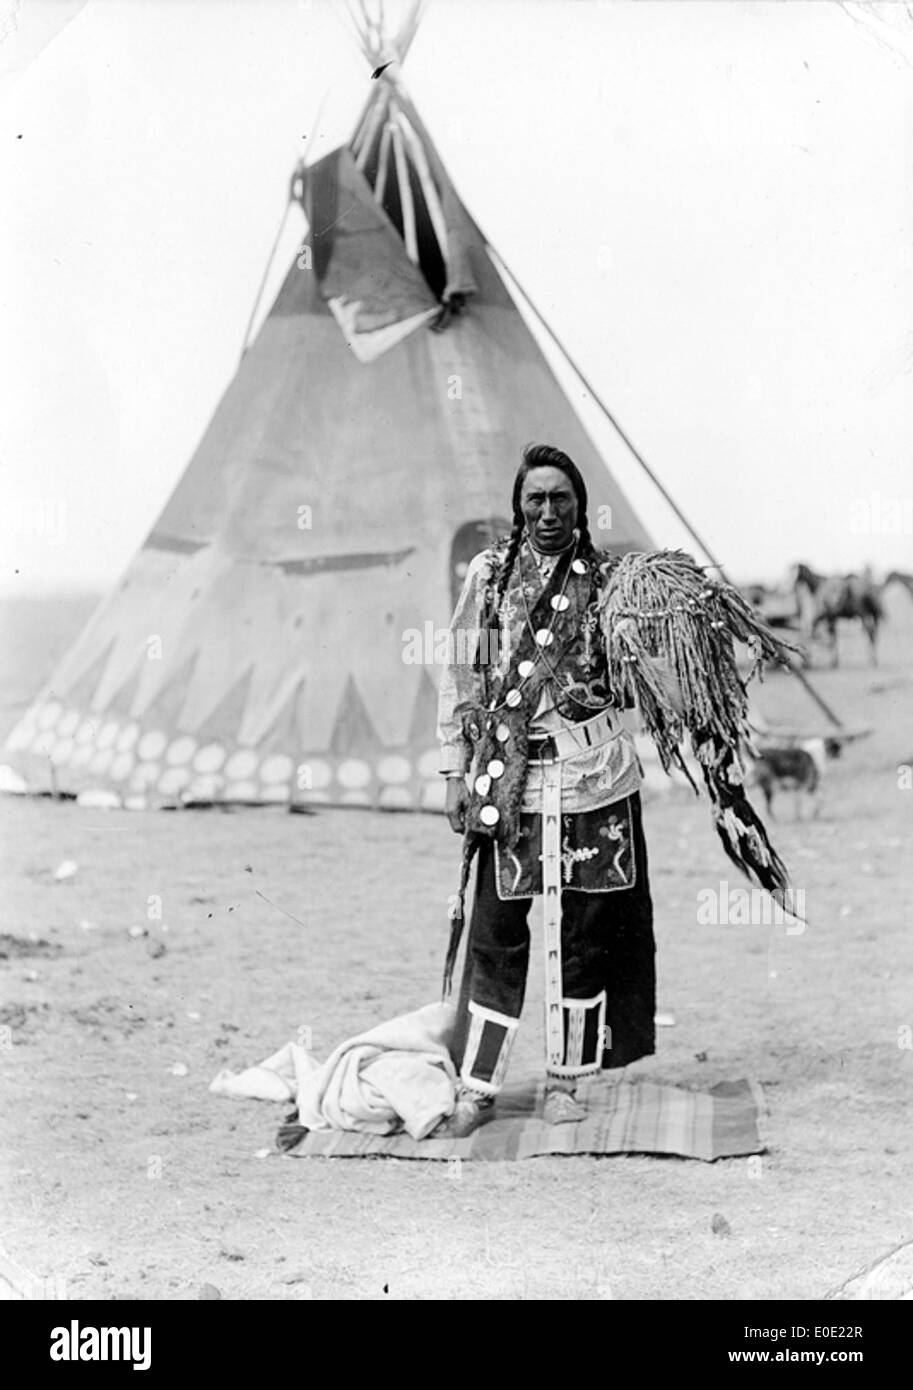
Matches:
[[1, 0, 911, 595]]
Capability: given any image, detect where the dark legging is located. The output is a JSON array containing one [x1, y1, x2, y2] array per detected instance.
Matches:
[[452, 793, 656, 1071]]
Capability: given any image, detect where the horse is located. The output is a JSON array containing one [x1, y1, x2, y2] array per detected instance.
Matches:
[[791, 562, 884, 668]]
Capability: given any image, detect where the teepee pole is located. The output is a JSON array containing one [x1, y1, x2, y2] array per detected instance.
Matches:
[[238, 195, 297, 362], [241, 0, 426, 365], [483, 241, 725, 569], [483, 240, 845, 730]]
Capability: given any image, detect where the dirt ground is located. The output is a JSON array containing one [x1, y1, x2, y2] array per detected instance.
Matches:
[[1, 590, 911, 1301]]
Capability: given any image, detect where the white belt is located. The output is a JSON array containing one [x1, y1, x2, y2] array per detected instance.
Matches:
[[528, 707, 617, 763]]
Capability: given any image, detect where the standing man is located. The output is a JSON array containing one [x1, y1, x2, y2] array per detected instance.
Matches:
[[435, 443, 665, 1136]]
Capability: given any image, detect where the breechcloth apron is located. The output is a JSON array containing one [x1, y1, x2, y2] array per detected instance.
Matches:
[[452, 715, 656, 1095]]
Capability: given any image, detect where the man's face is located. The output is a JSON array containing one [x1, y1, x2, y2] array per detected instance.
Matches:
[[520, 466, 579, 553]]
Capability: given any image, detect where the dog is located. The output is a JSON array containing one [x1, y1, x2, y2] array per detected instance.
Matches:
[[746, 740, 822, 819]]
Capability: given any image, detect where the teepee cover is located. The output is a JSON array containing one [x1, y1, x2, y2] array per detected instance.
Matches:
[[3, 11, 654, 809]]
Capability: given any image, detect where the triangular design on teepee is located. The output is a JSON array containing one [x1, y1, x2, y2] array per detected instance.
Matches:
[[2, 0, 658, 808], [135, 651, 203, 732], [48, 639, 117, 716], [327, 676, 381, 757], [59, 629, 144, 720], [254, 677, 306, 757], [189, 668, 257, 748], [407, 665, 440, 748], [105, 657, 146, 724]]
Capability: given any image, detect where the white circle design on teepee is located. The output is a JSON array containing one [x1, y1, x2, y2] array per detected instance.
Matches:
[[304, 759, 332, 790], [7, 720, 36, 752], [225, 780, 258, 801], [77, 789, 120, 810], [337, 758, 371, 789], [417, 748, 441, 779], [109, 753, 135, 782], [261, 784, 290, 803], [158, 767, 191, 796], [379, 785, 413, 809], [165, 736, 196, 766], [224, 749, 258, 781], [340, 788, 371, 805], [260, 754, 293, 784], [185, 774, 223, 801], [131, 761, 160, 788], [75, 719, 98, 745], [193, 743, 226, 773], [57, 709, 80, 738], [32, 731, 56, 757], [96, 721, 120, 750], [70, 744, 94, 769], [137, 730, 167, 761], [89, 748, 114, 775], [116, 723, 140, 752], [51, 739, 75, 766], [377, 755, 411, 784]]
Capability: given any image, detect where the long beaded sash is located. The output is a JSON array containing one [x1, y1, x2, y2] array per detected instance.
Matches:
[[541, 756, 565, 1068], [464, 540, 596, 849]]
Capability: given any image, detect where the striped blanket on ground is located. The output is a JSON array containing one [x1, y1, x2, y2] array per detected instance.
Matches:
[[277, 1075, 765, 1162]]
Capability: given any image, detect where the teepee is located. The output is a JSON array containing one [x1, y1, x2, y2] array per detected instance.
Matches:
[[3, 1, 654, 811]]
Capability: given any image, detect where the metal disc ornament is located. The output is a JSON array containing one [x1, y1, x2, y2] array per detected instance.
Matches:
[[495, 723, 510, 742], [535, 629, 554, 647], [551, 594, 570, 612], [505, 689, 522, 707], [487, 759, 505, 779], [480, 805, 500, 827], [518, 659, 535, 678], [474, 773, 491, 796]]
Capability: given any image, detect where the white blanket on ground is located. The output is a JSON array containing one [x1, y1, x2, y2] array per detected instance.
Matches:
[[209, 1002, 457, 1141]]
